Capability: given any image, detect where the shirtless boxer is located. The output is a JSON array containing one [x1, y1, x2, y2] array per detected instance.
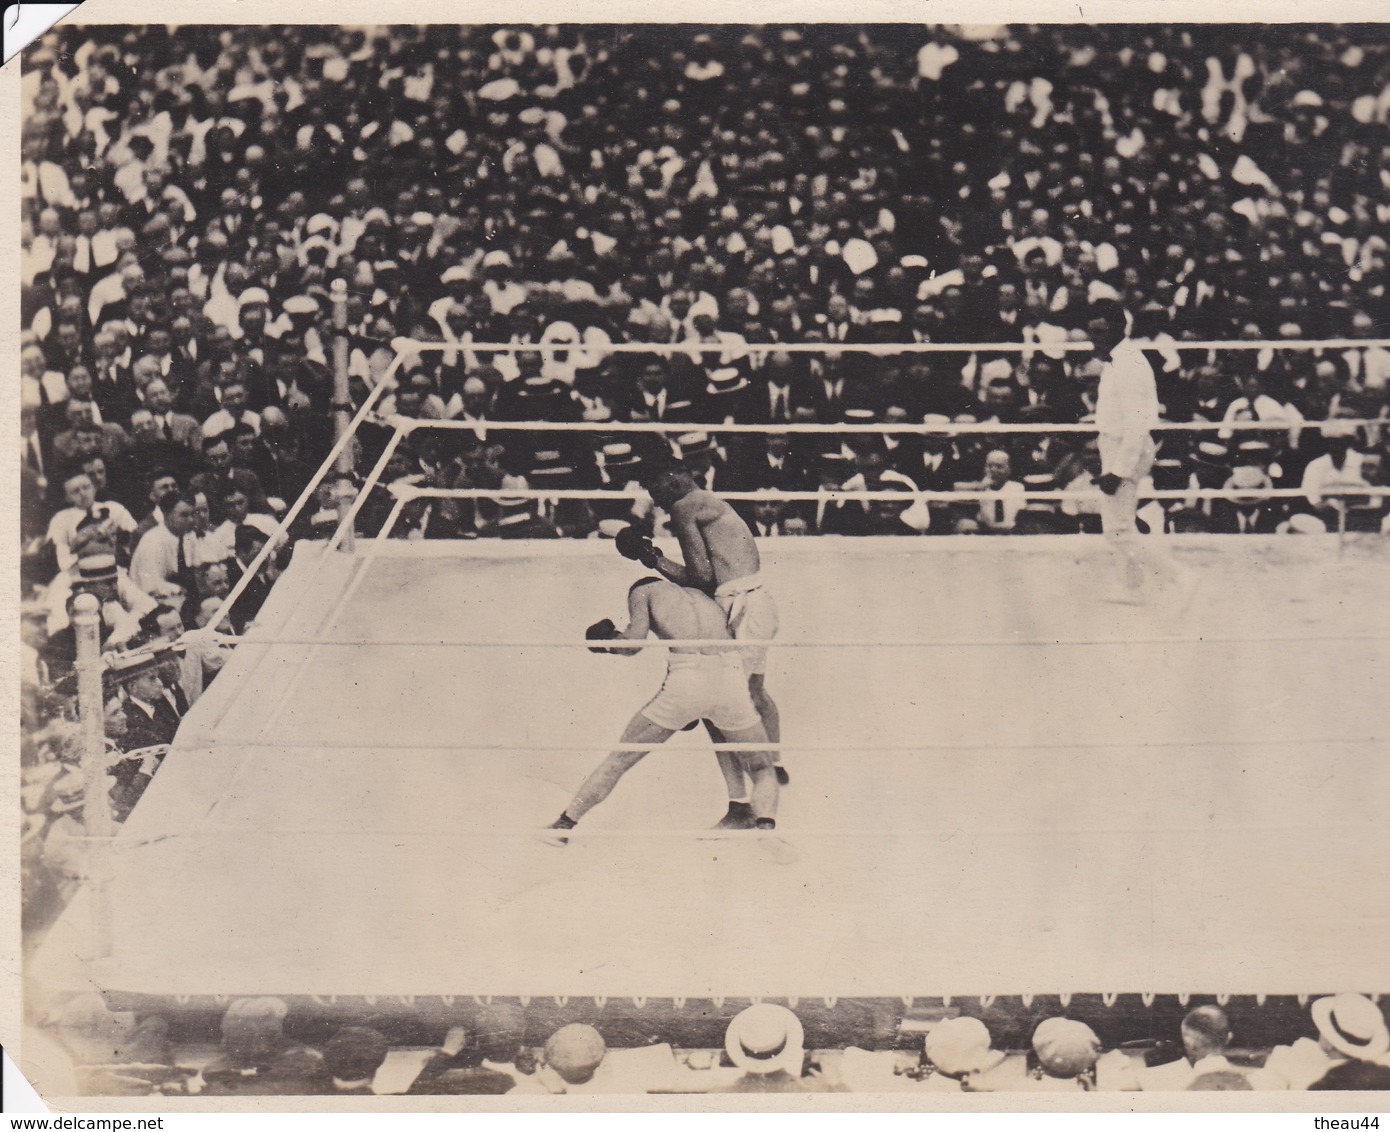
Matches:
[[543, 577, 778, 842], [614, 458, 786, 830]]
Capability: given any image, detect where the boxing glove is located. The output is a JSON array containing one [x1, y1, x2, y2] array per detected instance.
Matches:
[[586, 618, 621, 653], [614, 525, 661, 568]]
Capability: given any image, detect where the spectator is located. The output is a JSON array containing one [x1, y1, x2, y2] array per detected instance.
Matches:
[[539, 1023, 606, 1089], [45, 994, 180, 1097], [202, 379, 262, 439], [200, 998, 329, 1097], [320, 1026, 389, 1095], [43, 553, 171, 676], [120, 663, 188, 751], [203, 481, 276, 562], [919, 1016, 1006, 1092], [482, 474, 561, 539], [713, 1004, 840, 1093], [1253, 994, 1390, 1090], [52, 402, 127, 465], [1028, 1018, 1102, 1091], [954, 449, 1027, 533], [128, 490, 200, 600], [224, 524, 276, 633], [1212, 443, 1284, 534], [1300, 421, 1372, 531], [139, 379, 204, 451], [45, 464, 138, 576], [1308, 1062, 1390, 1091], [1218, 372, 1305, 447], [191, 435, 268, 515], [1131, 1005, 1246, 1091], [406, 1006, 528, 1095]]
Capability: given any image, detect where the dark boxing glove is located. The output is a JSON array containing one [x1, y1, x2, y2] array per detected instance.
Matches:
[[586, 618, 621, 653], [614, 525, 661, 568], [1097, 473, 1123, 496]]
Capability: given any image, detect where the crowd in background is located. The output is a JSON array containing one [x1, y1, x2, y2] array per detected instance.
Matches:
[[17, 21, 1390, 941], [27, 992, 1390, 1096]]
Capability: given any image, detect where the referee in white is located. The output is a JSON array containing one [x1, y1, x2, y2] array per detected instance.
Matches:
[[1089, 303, 1186, 602]]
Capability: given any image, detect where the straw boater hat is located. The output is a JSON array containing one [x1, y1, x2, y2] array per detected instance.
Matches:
[[1311, 995, 1390, 1061], [705, 366, 748, 395], [76, 553, 119, 584], [724, 1003, 805, 1076], [676, 431, 718, 459], [1032, 1017, 1101, 1078], [544, 1023, 606, 1085], [924, 1016, 1006, 1078], [601, 442, 641, 471]]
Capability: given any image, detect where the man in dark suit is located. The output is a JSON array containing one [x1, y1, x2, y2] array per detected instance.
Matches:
[[623, 359, 699, 425], [191, 434, 269, 514], [898, 359, 977, 421], [255, 407, 318, 507], [815, 292, 861, 347], [727, 433, 815, 529], [742, 351, 816, 426], [89, 331, 138, 424], [807, 353, 862, 423], [225, 524, 275, 633], [893, 414, 975, 533], [140, 378, 204, 451], [672, 432, 739, 495], [120, 664, 188, 751]]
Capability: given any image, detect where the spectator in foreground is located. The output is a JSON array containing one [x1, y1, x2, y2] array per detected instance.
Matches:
[[1097, 1004, 1246, 1091], [538, 1023, 607, 1090], [199, 998, 328, 1096], [320, 1026, 389, 1095], [918, 1016, 1006, 1092], [45, 993, 180, 1097], [1308, 1061, 1390, 1091], [406, 1006, 528, 1095], [713, 1003, 839, 1093], [1027, 1017, 1102, 1091], [1253, 994, 1390, 1090]]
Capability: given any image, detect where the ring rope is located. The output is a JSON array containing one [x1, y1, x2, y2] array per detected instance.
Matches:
[[123, 825, 1367, 843], [397, 415, 1386, 437], [384, 336, 1390, 356], [182, 737, 1381, 753], [201, 366, 400, 636], [390, 484, 1390, 504], [195, 632, 1387, 650]]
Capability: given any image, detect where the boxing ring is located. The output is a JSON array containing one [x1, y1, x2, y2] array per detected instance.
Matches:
[[31, 529, 1390, 1006]]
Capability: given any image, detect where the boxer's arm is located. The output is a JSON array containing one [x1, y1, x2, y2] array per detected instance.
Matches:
[[660, 499, 716, 591], [610, 585, 652, 655]]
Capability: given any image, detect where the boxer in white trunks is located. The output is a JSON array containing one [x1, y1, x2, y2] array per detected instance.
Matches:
[[615, 457, 785, 830], [543, 577, 778, 842]]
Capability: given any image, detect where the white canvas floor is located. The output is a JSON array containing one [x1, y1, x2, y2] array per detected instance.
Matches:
[[31, 535, 1390, 1001]]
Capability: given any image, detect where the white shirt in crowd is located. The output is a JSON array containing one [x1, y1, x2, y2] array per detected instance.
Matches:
[[202, 407, 262, 438], [129, 524, 200, 598], [1301, 449, 1368, 507], [45, 567, 157, 642], [45, 502, 138, 575], [975, 480, 1027, 530], [1218, 393, 1304, 443]]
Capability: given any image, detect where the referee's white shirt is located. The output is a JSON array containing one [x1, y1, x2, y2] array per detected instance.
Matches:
[[1095, 338, 1160, 480]]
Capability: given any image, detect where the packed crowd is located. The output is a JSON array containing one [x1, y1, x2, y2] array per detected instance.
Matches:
[[29, 992, 1390, 1096], [17, 22, 1390, 920]]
